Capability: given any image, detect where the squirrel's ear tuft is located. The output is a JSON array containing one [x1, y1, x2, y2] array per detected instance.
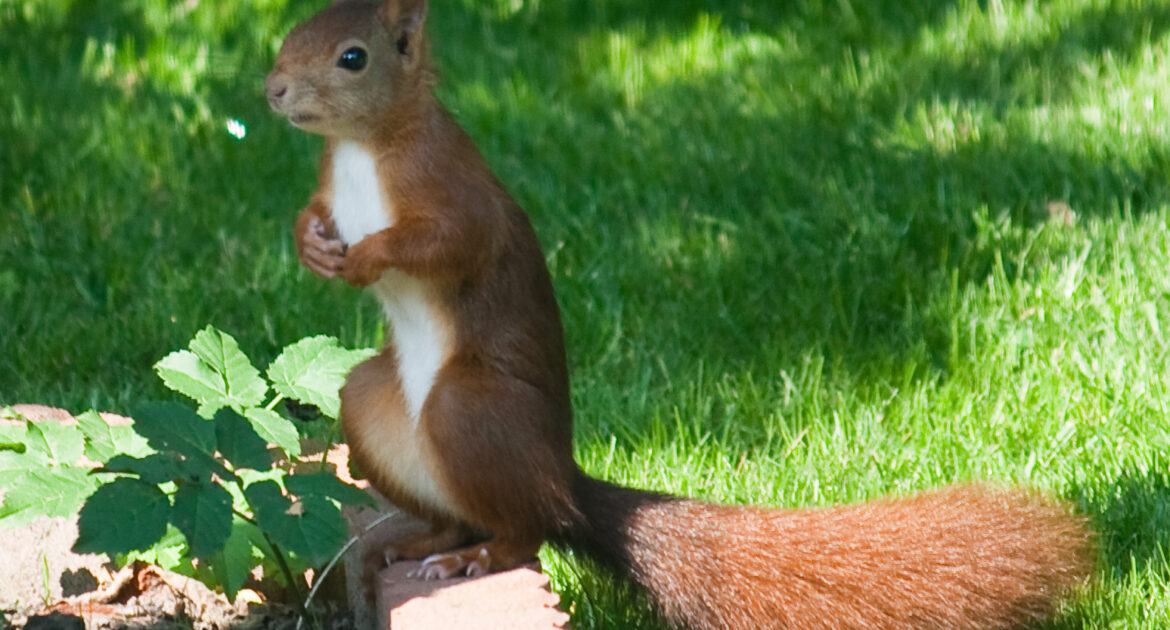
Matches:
[[379, 0, 427, 57]]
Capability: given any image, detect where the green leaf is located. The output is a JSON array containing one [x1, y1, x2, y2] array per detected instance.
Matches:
[[189, 326, 268, 411], [124, 525, 189, 572], [0, 450, 32, 487], [0, 422, 25, 451], [224, 468, 283, 514], [155, 327, 268, 417], [24, 421, 84, 465], [211, 518, 262, 600], [74, 478, 170, 555], [267, 336, 375, 419], [0, 421, 46, 466], [237, 468, 287, 489], [170, 481, 233, 560], [243, 407, 301, 458], [214, 409, 272, 471], [285, 471, 376, 508], [245, 481, 346, 565], [155, 350, 228, 415], [77, 411, 117, 462], [102, 453, 187, 484], [0, 466, 98, 527], [78, 410, 152, 463], [132, 402, 237, 483], [132, 401, 217, 459]]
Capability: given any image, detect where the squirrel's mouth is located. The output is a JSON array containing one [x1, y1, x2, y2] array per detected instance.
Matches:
[[289, 113, 319, 125]]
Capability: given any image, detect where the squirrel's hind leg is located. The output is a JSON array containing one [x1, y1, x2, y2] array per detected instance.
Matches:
[[406, 360, 578, 580], [420, 359, 579, 542]]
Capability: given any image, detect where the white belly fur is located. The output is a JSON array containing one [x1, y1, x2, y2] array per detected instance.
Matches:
[[330, 140, 450, 426]]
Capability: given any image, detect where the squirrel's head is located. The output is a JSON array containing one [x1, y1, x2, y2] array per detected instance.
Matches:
[[265, 0, 429, 139]]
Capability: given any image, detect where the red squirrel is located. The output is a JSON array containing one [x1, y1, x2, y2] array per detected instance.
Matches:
[[265, 1, 1096, 628]]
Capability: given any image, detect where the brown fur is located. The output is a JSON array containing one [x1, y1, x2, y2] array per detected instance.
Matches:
[[565, 478, 1094, 630], [267, 1, 1096, 627]]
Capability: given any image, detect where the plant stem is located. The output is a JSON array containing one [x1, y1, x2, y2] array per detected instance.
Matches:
[[265, 394, 286, 412], [264, 532, 309, 614], [295, 510, 408, 630], [233, 511, 308, 614]]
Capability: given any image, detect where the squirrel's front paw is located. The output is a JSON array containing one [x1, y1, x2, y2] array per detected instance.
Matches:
[[341, 238, 387, 287], [298, 216, 346, 279]]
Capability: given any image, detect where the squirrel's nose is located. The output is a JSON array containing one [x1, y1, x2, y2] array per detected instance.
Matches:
[[265, 76, 289, 108]]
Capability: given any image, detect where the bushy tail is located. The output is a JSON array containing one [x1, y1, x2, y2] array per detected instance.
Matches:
[[558, 475, 1095, 630]]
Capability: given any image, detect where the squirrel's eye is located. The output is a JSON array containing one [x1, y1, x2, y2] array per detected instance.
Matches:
[[337, 47, 368, 71]]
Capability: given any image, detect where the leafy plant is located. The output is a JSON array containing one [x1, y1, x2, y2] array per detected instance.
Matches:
[[0, 327, 376, 601], [0, 409, 150, 527]]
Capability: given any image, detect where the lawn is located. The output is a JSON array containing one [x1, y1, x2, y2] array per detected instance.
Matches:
[[3, 0, 1170, 627]]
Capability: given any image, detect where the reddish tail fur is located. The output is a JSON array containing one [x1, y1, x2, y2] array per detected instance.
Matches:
[[561, 476, 1095, 630]]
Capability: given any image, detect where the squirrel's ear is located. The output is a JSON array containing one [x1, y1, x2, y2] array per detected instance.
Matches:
[[380, 0, 427, 57]]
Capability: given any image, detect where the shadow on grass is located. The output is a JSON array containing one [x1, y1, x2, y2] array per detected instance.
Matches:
[[1038, 467, 1170, 628], [1071, 466, 1170, 576]]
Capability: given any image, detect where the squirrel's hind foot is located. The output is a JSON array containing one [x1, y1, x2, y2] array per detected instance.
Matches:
[[362, 521, 473, 588], [409, 538, 541, 580]]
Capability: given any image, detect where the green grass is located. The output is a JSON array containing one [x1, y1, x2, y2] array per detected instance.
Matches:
[[3, 0, 1170, 626]]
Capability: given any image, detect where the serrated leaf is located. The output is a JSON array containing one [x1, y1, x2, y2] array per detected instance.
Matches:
[[211, 518, 262, 600], [102, 453, 186, 484], [0, 466, 98, 527], [131, 402, 236, 483], [78, 410, 152, 463], [155, 327, 267, 417], [133, 402, 216, 456], [25, 420, 85, 465], [244, 480, 291, 530], [189, 326, 268, 412], [0, 427, 48, 468], [285, 471, 376, 508], [267, 336, 375, 419], [223, 469, 283, 515], [155, 350, 228, 413], [77, 410, 117, 462], [171, 481, 233, 560], [112, 425, 153, 457], [244, 481, 345, 565], [74, 478, 170, 555], [123, 524, 189, 571], [243, 408, 301, 458], [214, 409, 272, 471], [133, 541, 187, 572]]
